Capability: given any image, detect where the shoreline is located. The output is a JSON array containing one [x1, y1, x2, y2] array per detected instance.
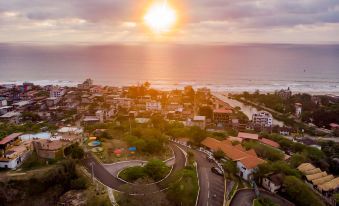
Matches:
[[1, 80, 338, 95]]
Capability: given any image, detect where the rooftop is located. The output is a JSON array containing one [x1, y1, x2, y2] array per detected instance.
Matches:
[[0, 111, 21, 118], [0, 133, 22, 145], [213, 109, 233, 114], [193, 116, 206, 121], [201, 137, 265, 169], [238, 132, 259, 140], [259, 138, 280, 148]]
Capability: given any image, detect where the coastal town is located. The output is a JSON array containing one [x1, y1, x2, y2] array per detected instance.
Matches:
[[0, 79, 338, 206]]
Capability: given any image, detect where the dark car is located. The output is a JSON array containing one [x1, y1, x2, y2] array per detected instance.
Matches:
[[207, 155, 214, 162], [211, 167, 223, 176]]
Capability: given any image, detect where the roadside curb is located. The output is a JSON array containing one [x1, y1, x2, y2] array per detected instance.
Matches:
[[194, 161, 200, 206], [80, 166, 119, 206]]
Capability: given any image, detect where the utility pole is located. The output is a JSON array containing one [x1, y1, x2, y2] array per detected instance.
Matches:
[[90, 162, 94, 183], [129, 117, 132, 134]]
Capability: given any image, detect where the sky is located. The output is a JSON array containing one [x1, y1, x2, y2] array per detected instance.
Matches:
[[0, 0, 339, 44]]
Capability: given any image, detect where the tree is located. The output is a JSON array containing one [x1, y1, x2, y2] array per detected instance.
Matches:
[[242, 141, 284, 161], [189, 126, 206, 145], [213, 149, 225, 160], [64, 143, 84, 159], [198, 106, 213, 119], [223, 161, 238, 177], [144, 159, 169, 181], [290, 153, 308, 168], [283, 176, 324, 206]]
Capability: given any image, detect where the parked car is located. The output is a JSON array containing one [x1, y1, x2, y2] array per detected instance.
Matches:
[[211, 167, 223, 176], [207, 155, 214, 162]]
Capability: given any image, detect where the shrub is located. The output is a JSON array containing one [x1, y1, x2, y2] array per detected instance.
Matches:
[[70, 177, 87, 190], [283, 176, 324, 206]]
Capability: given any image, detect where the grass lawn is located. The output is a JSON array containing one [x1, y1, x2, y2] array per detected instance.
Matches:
[[90, 138, 173, 163], [166, 166, 199, 206], [253, 199, 263, 206], [118, 161, 171, 183]]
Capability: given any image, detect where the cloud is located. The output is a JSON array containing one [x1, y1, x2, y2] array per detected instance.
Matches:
[[0, 0, 338, 43]]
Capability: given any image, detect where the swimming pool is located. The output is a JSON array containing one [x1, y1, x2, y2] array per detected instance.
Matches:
[[20, 132, 60, 140]]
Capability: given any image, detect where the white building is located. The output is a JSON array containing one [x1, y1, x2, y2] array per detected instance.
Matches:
[[95, 110, 105, 123], [50, 86, 66, 98], [0, 99, 7, 107], [146, 101, 162, 111], [295, 103, 302, 118], [112, 98, 133, 109], [236, 156, 264, 181], [0, 133, 32, 170], [252, 111, 273, 127], [188, 116, 206, 129]]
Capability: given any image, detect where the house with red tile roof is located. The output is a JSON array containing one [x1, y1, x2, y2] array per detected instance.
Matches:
[[237, 132, 280, 148], [201, 137, 265, 181]]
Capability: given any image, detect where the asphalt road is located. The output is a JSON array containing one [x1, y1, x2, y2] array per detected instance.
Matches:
[[230, 189, 294, 206], [175, 143, 225, 206], [83, 142, 186, 194]]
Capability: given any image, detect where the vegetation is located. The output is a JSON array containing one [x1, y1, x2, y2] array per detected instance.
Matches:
[[256, 161, 301, 179], [64, 143, 85, 159], [0, 122, 57, 139], [283, 176, 325, 206], [166, 167, 199, 206], [119, 159, 170, 183], [242, 140, 284, 161], [223, 160, 239, 178], [334, 193, 339, 204], [198, 106, 213, 119], [236, 92, 339, 131], [260, 132, 332, 172], [253, 197, 278, 206], [0, 160, 88, 205], [125, 127, 168, 154], [165, 122, 207, 145], [213, 149, 225, 160]]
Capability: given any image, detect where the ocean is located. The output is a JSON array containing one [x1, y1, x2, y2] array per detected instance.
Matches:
[[0, 43, 338, 94]]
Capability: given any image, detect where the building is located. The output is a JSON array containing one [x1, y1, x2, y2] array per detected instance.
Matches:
[[0, 99, 7, 107], [237, 132, 280, 148], [77, 78, 93, 90], [0, 133, 32, 169], [275, 88, 292, 100], [50, 86, 66, 98], [192, 116, 206, 129], [146, 101, 162, 111], [201, 137, 265, 181], [262, 173, 284, 193], [82, 116, 100, 125], [295, 103, 302, 118], [298, 163, 339, 201], [33, 139, 66, 159], [213, 109, 232, 127], [0, 111, 21, 124], [252, 111, 273, 127], [95, 110, 105, 123], [112, 98, 133, 109]]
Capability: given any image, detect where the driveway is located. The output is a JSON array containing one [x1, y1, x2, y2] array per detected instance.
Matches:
[[230, 189, 294, 206], [82, 142, 186, 194]]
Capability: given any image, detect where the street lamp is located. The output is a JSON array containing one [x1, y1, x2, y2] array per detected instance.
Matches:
[[89, 161, 94, 183]]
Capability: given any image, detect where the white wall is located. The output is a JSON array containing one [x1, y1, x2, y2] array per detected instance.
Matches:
[[237, 161, 255, 181]]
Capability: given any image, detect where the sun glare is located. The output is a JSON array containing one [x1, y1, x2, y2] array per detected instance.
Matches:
[[144, 1, 177, 34]]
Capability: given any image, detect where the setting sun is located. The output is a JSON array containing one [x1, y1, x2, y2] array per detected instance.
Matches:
[[144, 1, 177, 34]]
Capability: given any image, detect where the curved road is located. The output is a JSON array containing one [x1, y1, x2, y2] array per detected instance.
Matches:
[[174, 143, 225, 206], [230, 189, 294, 206], [83, 142, 186, 194]]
